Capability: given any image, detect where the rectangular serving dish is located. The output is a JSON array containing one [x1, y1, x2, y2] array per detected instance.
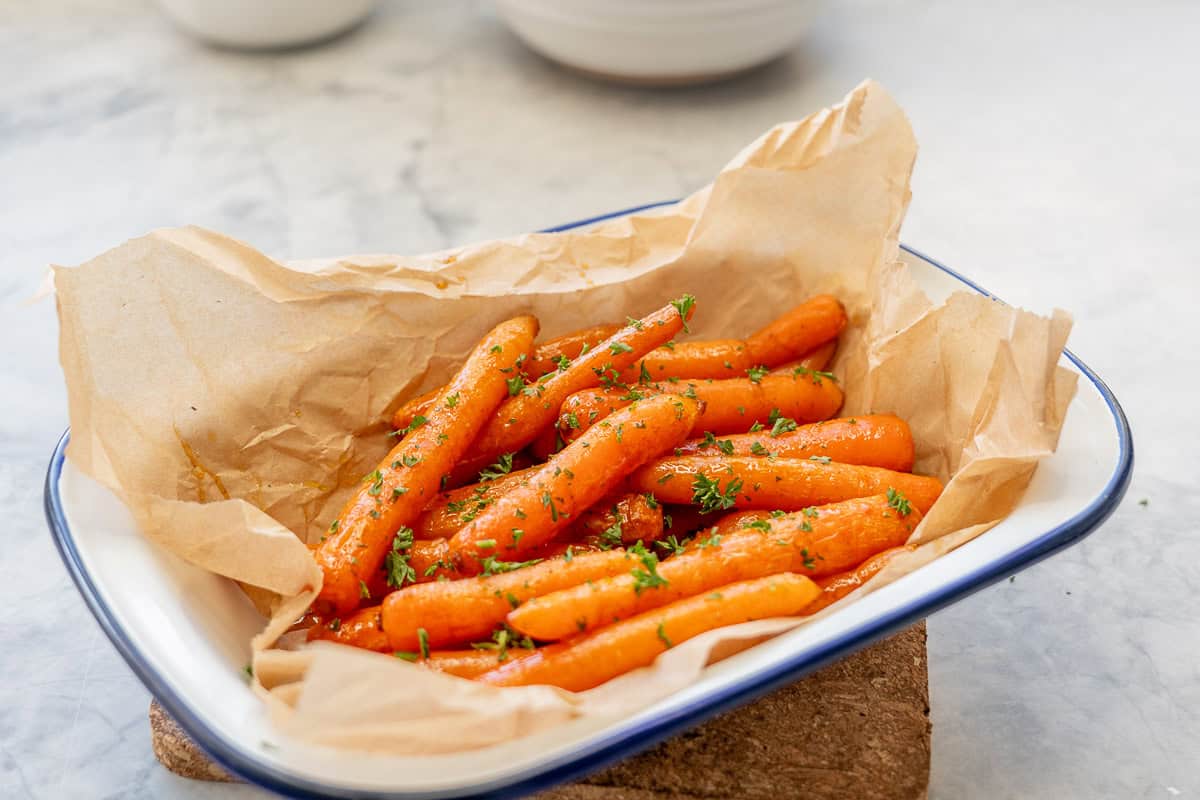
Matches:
[[45, 203, 1133, 799]]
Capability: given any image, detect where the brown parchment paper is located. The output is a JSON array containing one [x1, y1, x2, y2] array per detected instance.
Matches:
[[53, 80, 1076, 754]]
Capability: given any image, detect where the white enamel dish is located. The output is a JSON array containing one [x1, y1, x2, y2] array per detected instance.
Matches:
[[45, 203, 1133, 799]]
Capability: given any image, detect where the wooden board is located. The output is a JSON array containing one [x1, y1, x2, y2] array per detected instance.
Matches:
[[151, 623, 929, 799]]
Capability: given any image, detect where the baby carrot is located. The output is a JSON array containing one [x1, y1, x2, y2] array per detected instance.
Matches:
[[412, 465, 537, 540], [450, 297, 696, 484], [448, 394, 702, 572], [620, 295, 846, 382], [313, 315, 538, 616], [307, 605, 389, 652], [674, 414, 915, 472], [523, 323, 622, 377], [381, 549, 634, 650], [391, 324, 621, 430], [628, 455, 942, 515], [557, 371, 843, 444], [481, 573, 822, 690], [507, 494, 920, 641], [745, 294, 847, 368], [803, 545, 913, 615]]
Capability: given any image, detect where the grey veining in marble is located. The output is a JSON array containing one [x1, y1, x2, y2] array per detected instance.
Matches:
[[1, 1, 1197, 798]]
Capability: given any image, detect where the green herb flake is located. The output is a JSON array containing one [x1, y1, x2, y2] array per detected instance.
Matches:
[[657, 623, 674, 649], [886, 487, 913, 516]]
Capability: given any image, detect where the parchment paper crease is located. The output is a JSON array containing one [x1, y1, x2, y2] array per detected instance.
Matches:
[[54, 80, 1075, 754]]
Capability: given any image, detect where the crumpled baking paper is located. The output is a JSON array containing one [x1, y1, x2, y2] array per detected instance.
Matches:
[[53, 79, 1075, 754]]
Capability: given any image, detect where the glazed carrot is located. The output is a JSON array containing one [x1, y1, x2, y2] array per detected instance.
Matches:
[[389, 386, 441, 433], [381, 549, 635, 650], [391, 324, 621, 430], [449, 297, 695, 484], [448, 395, 702, 573], [307, 605, 389, 652], [673, 414, 914, 472], [771, 339, 838, 375], [481, 573, 822, 690], [803, 546, 912, 615], [745, 294, 847, 368], [420, 648, 537, 679], [524, 323, 622, 377], [412, 465, 537, 540], [628, 455, 943, 515], [575, 492, 664, 547], [558, 371, 843, 444], [314, 315, 538, 615], [619, 295, 846, 382], [507, 494, 921, 641]]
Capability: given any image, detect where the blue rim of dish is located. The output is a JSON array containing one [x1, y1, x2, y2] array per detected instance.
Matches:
[[44, 201, 1134, 800]]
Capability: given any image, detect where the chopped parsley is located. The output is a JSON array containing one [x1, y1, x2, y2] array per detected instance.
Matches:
[[609, 341, 634, 355], [657, 623, 673, 649], [445, 393, 460, 408], [358, 580, 371, 599], [742, 519, 772, 532], [886, 487, 913, 516], [506, 375, 527, 396], [417, 628, 430, 660], [479, 453, 515, 482], [479, 555, 543, 576], [670, 294, 697, 332], [400, 415, 428, 436], [692, 473, 743, 514], [749, 441, 771, 457], [629, 543, 669, 594], [654, 535, 688, 556], [384, 527, 416, 588], [746, 365, 770, 384]]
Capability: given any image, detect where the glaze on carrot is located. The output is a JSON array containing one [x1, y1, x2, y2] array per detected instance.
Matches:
[[557, 371, 843, 445], [507, 494, 921, 641], [803, 545, 913, 615], [480, 573, 822, 690], [619, 295, 846, 382], [313, 315, 538, 615], [381, 549, 635, 650], [447, 394, 702, 573], [628, 455, 942, 515], [391, 324, 621, 430], [673, 414, 914, 472], [448, 297, 696, 484]]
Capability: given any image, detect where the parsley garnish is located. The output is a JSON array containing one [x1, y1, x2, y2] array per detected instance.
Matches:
[[887, 487, 913, 516], [417, 628, 430, 659], [479, 555, 543, 576], [609, 341, 634, 355], [542, 491, 560, 522], [445, 393, 460, 408], [629, 543, 669, 594], [365, 469, 384, 496], [750, 441, 771, 456], [809, 455, 832, 464], [742, 519, 772, 532], [401, 415, 428, 436], [642, 493, 659, 510], [393, 651, 419, 662], [670, 294, 696, 332], [692, 473, 742, 514], [657, 623, 673, 649], [746, 365, 769, 384], [769, 415, 798, 437], [626, 316, 645, 330], [358, 580, 371, 599], [506, 375, 526, 396], [654, 535, 688, 556], [479, 453, 515, 482], [384, 527, 416, 588]]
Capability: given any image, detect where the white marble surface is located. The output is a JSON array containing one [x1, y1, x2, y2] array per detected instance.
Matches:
[[1, 1, 1196, 797]]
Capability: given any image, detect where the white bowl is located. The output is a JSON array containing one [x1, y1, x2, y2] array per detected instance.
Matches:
[[157, 0, 379, 50], [46, 202, 1132, 799], [496, 0, 822, 85]]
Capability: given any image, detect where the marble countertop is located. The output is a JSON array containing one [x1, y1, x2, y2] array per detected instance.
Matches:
[[2, 1, 1196, 797]]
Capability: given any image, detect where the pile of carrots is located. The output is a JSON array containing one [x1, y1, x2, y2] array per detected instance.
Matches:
[[304, 294, 942, 691]]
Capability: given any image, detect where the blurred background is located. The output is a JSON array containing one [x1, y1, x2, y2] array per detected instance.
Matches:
[[2, 1, 1197, 798]]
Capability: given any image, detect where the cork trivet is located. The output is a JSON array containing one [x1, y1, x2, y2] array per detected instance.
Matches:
[[150, 623, 929, 798]]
